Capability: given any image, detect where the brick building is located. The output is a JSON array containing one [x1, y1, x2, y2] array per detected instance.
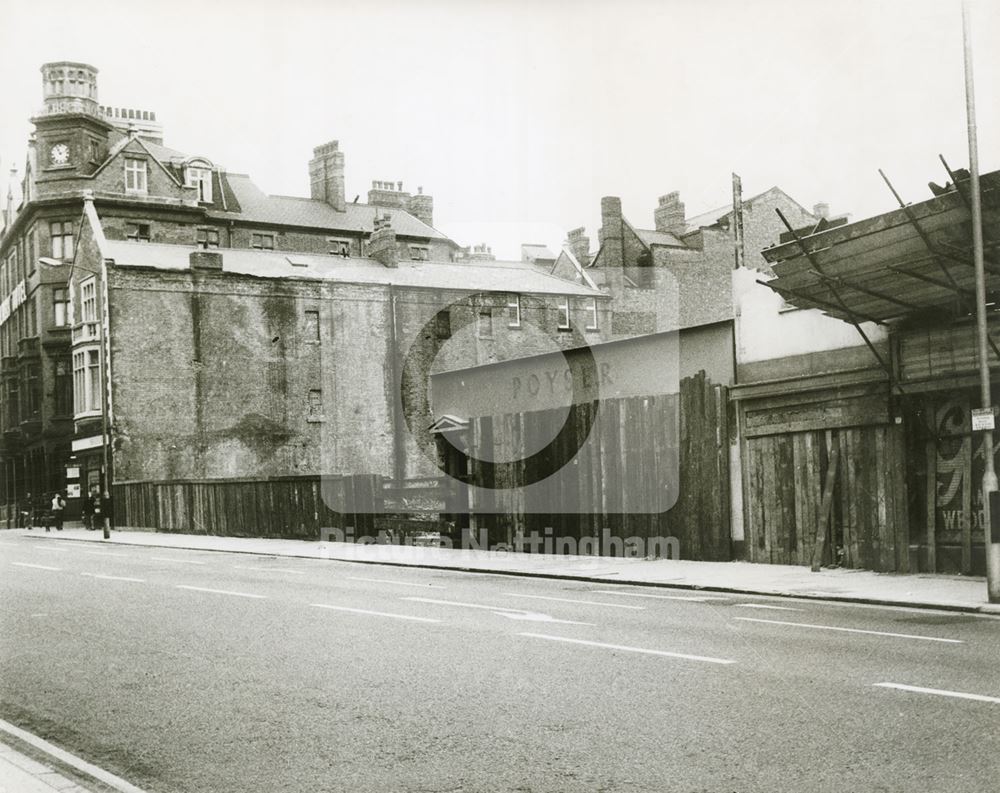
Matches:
[[0, 61, 612, 519]]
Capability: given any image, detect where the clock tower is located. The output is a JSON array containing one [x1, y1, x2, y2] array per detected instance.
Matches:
[[32, 61, 113, 193]]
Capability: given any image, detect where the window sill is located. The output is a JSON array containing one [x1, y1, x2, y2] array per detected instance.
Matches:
[[307, 417, 325, 424]]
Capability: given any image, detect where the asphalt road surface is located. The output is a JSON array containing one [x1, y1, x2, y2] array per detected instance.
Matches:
[[1, 534, 998, 793]]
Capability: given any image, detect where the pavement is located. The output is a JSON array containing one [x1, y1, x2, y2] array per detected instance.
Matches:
[[0, 740, 94, 793], [6, 524, 999, 615]]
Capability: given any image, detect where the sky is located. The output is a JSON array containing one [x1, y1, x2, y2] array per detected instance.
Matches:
[[0, 0, 997, 259]]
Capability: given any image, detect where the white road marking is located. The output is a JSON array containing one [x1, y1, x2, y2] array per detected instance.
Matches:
[[152, 556, 206, 565], [348, 576, 445, 589], [873, 682, 1000, 704], [519, 633, 737, 665], [10, 562, 61, 571], [0, 716, 149, 793], [29, 613, 49, 618], [234, 565, 305, 574], [734, 617, 963, 644], [591, 589, 727, 603], [506, 593, 645, 610], [734, 603, 802, 612], [80, 549, 130, 557], [175, 585, 265, 599], [311, 604, 441, 623], [81, 572, 146, 583], [32, 545, 71, 552], [401, 596, 592, 625]]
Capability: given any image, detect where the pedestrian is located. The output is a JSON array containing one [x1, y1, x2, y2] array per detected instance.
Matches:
[[22, 491, 33, 530], [100, 489, 114, 533], [82, 486, 97, 530], [50, 491, 65, 532]]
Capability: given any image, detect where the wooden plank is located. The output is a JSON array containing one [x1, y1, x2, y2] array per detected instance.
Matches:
[[792, 433, 807, 566], [962, 431, 973, 575], [812, 435, 839, 572], [925, 439, 937, 572], [875, 428, 891, 571]]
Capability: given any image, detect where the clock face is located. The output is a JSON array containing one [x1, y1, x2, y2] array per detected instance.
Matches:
[[50, 143, 70, 166]]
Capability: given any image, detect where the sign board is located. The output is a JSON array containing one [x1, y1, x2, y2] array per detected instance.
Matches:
[[972, 408, 995, 432], [65, 466, 80, 480], [66, 483, 81, 499]]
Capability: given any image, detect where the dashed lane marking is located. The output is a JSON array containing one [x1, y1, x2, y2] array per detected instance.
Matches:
[[506, 593, 645, 610], [590, 589, 727, 603], [10, 562, 61, 571], [873, 682, 1000, 704], [348, 576, 446, 589], [175, 585, 265, 599], [734, 616, 963, 644], [311, 604, 441, 623], [518, 633, 736, 665], [734, 603, 803, 612], [151, 556, 207, 565], [81, 572, 146, 583]]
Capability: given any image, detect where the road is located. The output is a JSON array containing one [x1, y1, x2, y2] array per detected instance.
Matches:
[[1, 534, 998, 793]]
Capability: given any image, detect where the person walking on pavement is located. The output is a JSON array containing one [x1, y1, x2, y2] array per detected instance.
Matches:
[[82, 486, 98, 530], [49, 491, 65, 532], [22, 491, 33, 530]]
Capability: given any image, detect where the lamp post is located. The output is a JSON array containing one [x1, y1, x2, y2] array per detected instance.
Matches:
[[963, 0, 1000, 602]]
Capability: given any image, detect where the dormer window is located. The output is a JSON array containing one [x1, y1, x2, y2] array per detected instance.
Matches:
[[185, 164, 213, 203], [124, 157, 147, 194]]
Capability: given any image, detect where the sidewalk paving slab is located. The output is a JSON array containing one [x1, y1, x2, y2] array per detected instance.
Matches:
[[0, 741, 94, 793], [7, 527, 1000, 616]]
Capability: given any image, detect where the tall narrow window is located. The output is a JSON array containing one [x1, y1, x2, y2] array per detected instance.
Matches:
[[53, 288, 68, 327], [124, 157, 147, 193], [507, 295, 521, 328], [477, 309, 493, 339], [7, 380, 18, 427], [307, 389, 323, 421], [87, 349, 100, 413], [185, 167, 213, 202], [304, 310, 320, 342], [80, 278, 97, 323], [557, 297, 571, 330], [27, 299, 37, 337], [54, 360, 72, 415], [585, 297, 599, 331], [24, 364, 40, 417], [50, 221, 74, 260]]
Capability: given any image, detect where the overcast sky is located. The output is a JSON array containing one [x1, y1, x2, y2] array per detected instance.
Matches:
[[1, 0, 997, 259]]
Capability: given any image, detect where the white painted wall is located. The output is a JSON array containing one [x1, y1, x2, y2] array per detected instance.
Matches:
[[732, 266, 888, 365]]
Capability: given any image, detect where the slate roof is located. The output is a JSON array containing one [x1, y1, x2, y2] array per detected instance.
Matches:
[[102, 241, 607, 297], [633, 228, 687, 248], [208, 174, 449, 240]]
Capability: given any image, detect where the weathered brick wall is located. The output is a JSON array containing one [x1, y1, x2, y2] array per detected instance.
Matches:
[[106, 264, 608, 485]]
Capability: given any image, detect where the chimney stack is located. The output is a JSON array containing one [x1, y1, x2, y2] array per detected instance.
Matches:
[[407, 185, 434, 227], [190, 250, 223, 271], [567, 227, 590, 266], [368, 215, 398, 268], [654, 192, 686, 235], [309, 140, 346, 212]]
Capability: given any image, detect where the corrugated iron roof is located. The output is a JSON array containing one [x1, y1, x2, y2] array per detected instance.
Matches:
[[102, 241, 607, 297], [761, 171, 1000, 324]]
